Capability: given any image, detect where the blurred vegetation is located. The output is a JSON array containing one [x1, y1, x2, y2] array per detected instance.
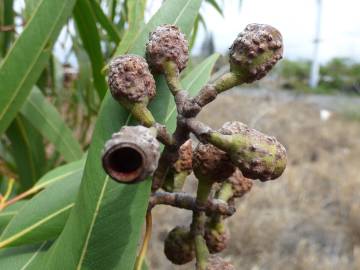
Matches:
[[276, 58, 360, 94]]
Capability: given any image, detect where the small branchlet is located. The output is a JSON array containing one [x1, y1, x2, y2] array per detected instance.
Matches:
[[102, 23, 286, 269]]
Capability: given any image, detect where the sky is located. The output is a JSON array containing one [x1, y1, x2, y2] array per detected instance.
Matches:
[[14, 0, 360, 64], [191, 0, 360, 62]]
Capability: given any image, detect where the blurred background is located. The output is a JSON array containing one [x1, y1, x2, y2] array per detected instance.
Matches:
[[147, 1, 360, 269], [2, 0, 360, 269]]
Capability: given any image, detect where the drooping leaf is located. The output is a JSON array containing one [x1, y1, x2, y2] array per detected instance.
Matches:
[[0, 202, 27, 235], [0, 0, 77, 136], [0, 162, 84, 248], [0, 54, 218, 257], [89, 0, 121, 44], [1, 0, 14, 56], [73, 0, 107, 99], [115, 0, 147, 54], [20, 87, 83, 162], [0, 241, 50, 269], [206, 0, 223, 16], [6, 116, 46, 190], [28, 1, 203, 269]]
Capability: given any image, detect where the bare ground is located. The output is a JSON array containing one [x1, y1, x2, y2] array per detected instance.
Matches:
[[147, 88, 360, 270]]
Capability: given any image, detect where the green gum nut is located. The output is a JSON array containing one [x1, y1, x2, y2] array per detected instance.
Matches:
[[210, 121, 287, 182], [229, 23, 283, 83]]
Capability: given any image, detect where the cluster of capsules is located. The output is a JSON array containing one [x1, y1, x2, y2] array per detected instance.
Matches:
[[102, 23, 287, 270]]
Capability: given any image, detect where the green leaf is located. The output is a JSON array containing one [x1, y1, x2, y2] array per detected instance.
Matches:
[[89, 0, 121, 44], [1, 0, 14, 56], [74, 0, 107, 99], [0, 54, 217, 257], [28, 1, 203, 269], [206, 0, 223, 15], [20, 87, 83, 162], [0, 0, 77, 136], [0, 242, 50, 269], [114, 0, 147, 54], [0, 202, 27, 235], [0, 161, 84, 248], [6, 116, 46, 190]]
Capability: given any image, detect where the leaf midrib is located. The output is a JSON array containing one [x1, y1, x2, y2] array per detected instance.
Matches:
[[0, 204, 74, 249]]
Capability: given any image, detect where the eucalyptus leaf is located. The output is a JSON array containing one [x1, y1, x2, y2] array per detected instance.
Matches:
[[28, 1, 204, 269], [74, 0, 107, 99], [20, 88, 83, 163], [0, 242, 51, 270], [0, 0, 77, 136]]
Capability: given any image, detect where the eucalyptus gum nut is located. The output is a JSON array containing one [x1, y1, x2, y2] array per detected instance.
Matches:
[[192, 142, 235, 184], [146, 24, 189, 73], [228, 168, 253, 197], [108, 55, 156, 104], [102, 126, 160, 183], [229, 23, 283, 83], [164, 226, 195, 265], [204, 222, 230, 254], [214, 121, 287, 181], [173, 139, 193, 173], [206, 255, 235, 270]]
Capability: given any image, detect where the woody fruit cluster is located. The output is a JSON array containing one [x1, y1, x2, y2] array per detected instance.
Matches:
[[102, 23, 286, 270]]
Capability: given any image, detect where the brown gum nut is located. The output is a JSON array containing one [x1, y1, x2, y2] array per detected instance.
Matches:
[[228, 169, 253, 197], [164, 226, 195, 265], [108, 54, 156, 103], [173, 139, 193, 173], [193, 142, 235, 183], [146, 24, 189, 72]]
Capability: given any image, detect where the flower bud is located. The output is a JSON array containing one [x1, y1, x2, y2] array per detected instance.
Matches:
[[102, 126, 160, 183], [193, 142, 235, 184], [229, 23, 283, 83], [211, 121, 287, 181], [108, 55, 156, 104], [206, 255, 235, 270], [228, 169, 253, 198], [204, 221, 230, 254], [146, 24, 189, 73], [164, 226, 195, 265]]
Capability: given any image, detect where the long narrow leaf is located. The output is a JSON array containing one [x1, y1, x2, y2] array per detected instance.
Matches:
[[0, 0, 77, 136], [0, 172, 82, 248], [0, 242, 50, 269], [0, 55, 218, 256], [6, 116, 46, 190], [28, 1, 204, 269], [20, 88, 83, 162], [73, 0, 107, 99], [89, 0, 121, 44]]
